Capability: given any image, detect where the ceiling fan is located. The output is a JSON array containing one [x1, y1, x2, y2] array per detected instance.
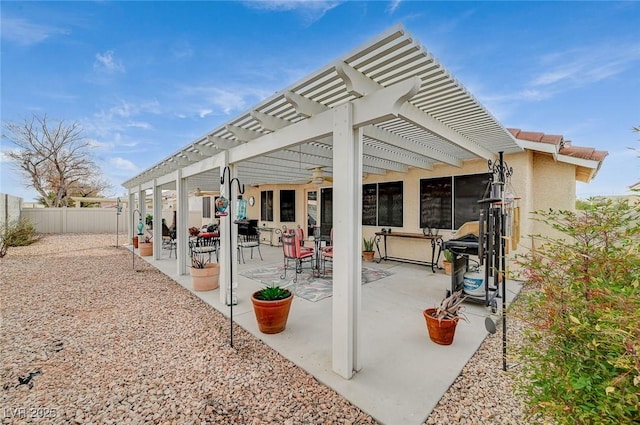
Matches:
[[308, 167, 333, 185], [193, 187, 219, 197]]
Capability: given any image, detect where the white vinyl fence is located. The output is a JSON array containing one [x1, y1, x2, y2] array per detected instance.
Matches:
[[22, 207, 130, 234], [1, 194, 22, 228]]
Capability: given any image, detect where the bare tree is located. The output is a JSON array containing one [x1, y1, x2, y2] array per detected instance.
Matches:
[[3, 114, 110, 207]]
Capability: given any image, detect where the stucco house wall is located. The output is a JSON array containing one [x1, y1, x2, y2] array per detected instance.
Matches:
[[238, 148, 590, 265]]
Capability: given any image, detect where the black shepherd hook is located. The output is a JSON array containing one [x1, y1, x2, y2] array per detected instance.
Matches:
[[132, 208, 142, 271], [220, 166, 244, 347]]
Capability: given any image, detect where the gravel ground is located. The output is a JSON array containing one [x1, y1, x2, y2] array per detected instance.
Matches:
[[1, 234, 544, 424]]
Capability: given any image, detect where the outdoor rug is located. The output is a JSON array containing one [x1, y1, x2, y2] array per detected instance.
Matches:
[[240, 265, 393, 302]]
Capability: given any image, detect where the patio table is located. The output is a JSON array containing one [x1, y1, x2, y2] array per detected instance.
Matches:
[[374, 231, 443, 273]]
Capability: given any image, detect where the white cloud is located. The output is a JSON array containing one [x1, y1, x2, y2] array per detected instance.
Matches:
[[177, 84, 271, 116], [1, 16, 69, 46], [530, 43, 640, 89], [386, 0, 402, 14], [126, 121, 153, 130], [95, 99, 161, 121], [94, 50, 125, 74], [109, 157, 138, 172], [242, 0, 343, 24]]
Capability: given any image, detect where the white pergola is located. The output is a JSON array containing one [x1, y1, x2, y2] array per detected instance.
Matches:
[[123, 24, 522, 379]]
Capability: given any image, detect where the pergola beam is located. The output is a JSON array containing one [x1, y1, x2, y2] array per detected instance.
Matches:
[[398, 102, 496, 160]]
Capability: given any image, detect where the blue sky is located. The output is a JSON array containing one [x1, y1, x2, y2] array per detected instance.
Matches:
[[1, 1, 639, 202]]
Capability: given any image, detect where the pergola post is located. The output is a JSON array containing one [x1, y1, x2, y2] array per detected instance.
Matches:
[[152, 180, 162, 259], [332, 102, 363, 379], [176, 169, 188, 275]]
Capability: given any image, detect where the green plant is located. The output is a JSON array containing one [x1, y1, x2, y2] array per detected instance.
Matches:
[[443, 249, 453, 262], [362, 236, 375, 252], [254, 285, 291, 301], [513, 198, 640, 424], [1, 218, 39, 247], [191, 253, 209, 269], [145, 214, 153, 227], [430, 290, 467, 322]]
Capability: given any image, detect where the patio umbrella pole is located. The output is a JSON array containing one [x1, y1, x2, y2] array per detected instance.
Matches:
[[220, 166, 244, 348]]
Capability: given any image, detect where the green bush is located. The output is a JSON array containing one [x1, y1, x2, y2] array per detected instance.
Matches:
[[514, 198, 640, 424], [1, 218, 40, 247]]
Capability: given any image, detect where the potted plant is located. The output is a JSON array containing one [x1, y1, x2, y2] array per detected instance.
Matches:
[[251, 284, 293, 334], [423, 290, 467, 345], [362, 236, 376, 262], [442, 249, 453, 275], [138, 235, 153, 256], [189, 254, 220, 291], [145, 214, 153, 230]]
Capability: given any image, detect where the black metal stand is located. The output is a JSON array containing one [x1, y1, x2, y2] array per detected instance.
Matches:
[[116, 198, 122, 248], [481, 151, 512, 371], [220, 166, 244, 348], [132, 208, 142, 271]]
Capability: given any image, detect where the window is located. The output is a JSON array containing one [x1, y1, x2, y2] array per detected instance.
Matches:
[[361, 181, 403, 227], [419, 177, 452, 229], [420, 173, 490, 229], [202, 197, 211, 219], [378, 181, 403, 227], [453, 173, 490, 228], [280, 190, 296, 222], [260, 190, 273, 222], [320, 187, 333, 239]]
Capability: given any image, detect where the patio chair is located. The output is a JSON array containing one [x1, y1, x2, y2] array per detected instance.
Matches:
[[280, 230, 314, 284], [320, 227, 333, 275], [189, 234, 218, 263], [237, 226, 263, 264], [162, 227, 177, 258], [294, 225, 314, 253]]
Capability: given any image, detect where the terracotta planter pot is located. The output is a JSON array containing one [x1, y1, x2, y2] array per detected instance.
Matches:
[[251, 291, 293, 334], [362, 251, 375, 262], [133, 236, 139, 248], [138, 241, 153, 256], [423, 308, 459, 345], [190, 263, 220, 291], [443, 260, 452, 275]]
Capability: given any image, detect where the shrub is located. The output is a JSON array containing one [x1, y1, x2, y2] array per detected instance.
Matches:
[[513, 198, 640, 424], [1, 218, 40, 247]]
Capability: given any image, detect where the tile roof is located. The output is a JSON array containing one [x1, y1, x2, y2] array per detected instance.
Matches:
[[508, 128, 608, 162]]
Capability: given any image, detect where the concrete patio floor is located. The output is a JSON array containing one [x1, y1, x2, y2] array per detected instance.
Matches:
[[138, 243, 521, 425]]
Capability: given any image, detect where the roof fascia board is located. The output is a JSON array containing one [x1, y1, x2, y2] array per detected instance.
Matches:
[[517, 139, 559, 160], [557, 154, 600, 170]]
